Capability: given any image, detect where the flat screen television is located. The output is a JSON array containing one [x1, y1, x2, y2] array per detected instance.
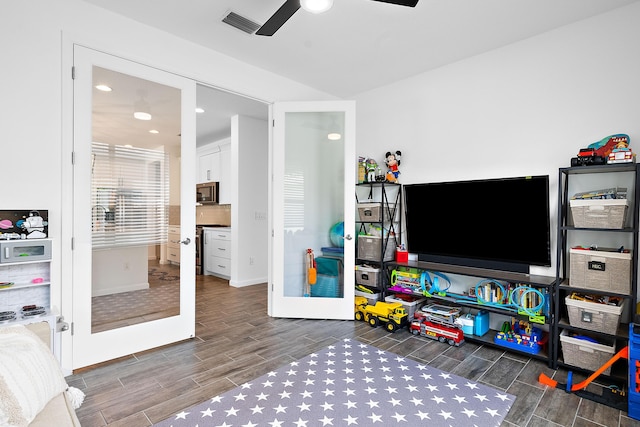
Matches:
[[403, 175, 551, 274]]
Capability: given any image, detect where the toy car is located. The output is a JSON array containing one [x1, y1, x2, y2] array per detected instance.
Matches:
[[608, 147, 635, 164]]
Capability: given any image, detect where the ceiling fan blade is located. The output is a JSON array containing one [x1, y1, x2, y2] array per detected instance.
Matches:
[[256, 0, 301, 36], [370, 0, 419, 6]]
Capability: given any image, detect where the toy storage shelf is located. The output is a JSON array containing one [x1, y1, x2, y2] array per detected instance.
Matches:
[[553, 163, 640, 383], [389, 260, 555, 364], [355, 182, 402, 293], [0, 239, 53, 323]]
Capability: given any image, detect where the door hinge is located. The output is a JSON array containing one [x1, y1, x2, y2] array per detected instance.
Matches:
[[70, 322, 74, 335], [272, 119, 275, 127], [71, 66, 75, 80], [71, 151, 75, 165], [71, 237, 74, 250]]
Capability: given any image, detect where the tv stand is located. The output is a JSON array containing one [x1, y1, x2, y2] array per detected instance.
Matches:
[[418, 255, 531, 275], [388, 259, 555, 365]]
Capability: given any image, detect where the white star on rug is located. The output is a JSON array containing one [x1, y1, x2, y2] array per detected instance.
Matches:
[[368, 412, 383, 423], [175, 411, 189, 419], [320, 402, 333, 411], [343, 414, 358, 425], [200, 408, 214, 417], [415, 410, 431, 420], [366, 399, 380, 408], [438, 410, 453, 420], [461, 407, 478, 418], [391, 412, 407, 422], [485, 407, 500, 417], [225, 406, 239, 416], [318, 415, 333, 426]]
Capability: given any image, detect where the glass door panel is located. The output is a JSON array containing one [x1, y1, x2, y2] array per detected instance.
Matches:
[[270, 102, 355, 319]]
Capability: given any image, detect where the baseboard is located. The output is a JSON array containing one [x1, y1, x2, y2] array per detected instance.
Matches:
[[229, 277, 267, 288]]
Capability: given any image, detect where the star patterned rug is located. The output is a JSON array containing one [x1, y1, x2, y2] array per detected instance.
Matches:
[[153, 338, 515, 427]]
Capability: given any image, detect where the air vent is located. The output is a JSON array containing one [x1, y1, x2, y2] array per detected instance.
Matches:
[[222, 11, 261, 34]]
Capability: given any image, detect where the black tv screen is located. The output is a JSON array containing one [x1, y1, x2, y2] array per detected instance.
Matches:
[[404, 175, 551, 274]]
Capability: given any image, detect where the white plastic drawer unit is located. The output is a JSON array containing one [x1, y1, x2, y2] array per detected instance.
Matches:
[[0, 239, 52, 263]]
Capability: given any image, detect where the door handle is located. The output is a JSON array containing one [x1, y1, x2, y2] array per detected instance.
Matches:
[[344, 234, 353, 241], [180, 238, 191, 245]]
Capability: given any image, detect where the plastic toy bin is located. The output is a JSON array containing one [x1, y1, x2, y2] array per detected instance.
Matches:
[[384, 294, 426, 320], [560, 330, 615, 375], [569, 198, 628, 229], [357, 235, 396, 261], [355, 265, 380, 287], [565, 295, 625, 335], [355, 288, 380, 305], [628, 323, 640, 420], [569, 248, 631, 294]]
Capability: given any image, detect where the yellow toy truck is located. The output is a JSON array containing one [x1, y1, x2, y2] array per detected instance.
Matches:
[[354, 296, 408, 333]]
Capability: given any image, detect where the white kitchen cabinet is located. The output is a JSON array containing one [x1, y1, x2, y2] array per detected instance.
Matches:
[[197, 139, 230, 186], [167, 225, 181, 264], [197, 152, 217, 183], [203, 227, 231, 279]]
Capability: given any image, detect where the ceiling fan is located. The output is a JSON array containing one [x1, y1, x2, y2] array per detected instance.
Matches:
[[256, 0, 419, 36]]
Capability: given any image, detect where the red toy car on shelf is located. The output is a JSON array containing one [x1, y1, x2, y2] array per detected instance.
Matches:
[[571, 134, 629, 166]]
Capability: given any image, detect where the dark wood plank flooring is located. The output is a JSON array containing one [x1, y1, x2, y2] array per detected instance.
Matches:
[[68, 274, 640, 427]]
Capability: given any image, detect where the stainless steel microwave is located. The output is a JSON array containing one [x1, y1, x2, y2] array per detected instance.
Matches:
[[196, 182, 219, 204]]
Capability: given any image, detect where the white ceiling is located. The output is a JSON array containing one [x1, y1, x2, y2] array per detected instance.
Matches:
[[82, 0, 639, 146]]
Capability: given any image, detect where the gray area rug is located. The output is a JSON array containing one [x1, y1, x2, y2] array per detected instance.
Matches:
[[154, 338, 514, 427]]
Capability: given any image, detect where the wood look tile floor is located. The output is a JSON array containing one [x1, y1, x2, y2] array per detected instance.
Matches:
[[68, 274, 640, 427]]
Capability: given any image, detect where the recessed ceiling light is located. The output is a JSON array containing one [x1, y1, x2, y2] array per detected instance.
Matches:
[[133, 112, 152, 121], [327, 133, 341, 140], [196, 107, 205, 113], [95, 84, 112, 92], [149, 129, 159, 134]]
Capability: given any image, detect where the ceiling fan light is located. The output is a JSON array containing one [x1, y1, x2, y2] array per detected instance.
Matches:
[[300, 0, 333, 14]]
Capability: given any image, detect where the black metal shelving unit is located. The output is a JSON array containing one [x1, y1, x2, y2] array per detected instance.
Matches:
[[355, 182, 402, 294], [553, 163, 640, 382]]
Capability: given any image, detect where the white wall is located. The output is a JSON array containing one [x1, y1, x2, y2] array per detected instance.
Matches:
[[232, 115, 269, 287], [354, 2, 640, 277]]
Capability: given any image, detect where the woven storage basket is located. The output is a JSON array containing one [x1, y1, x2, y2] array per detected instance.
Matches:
[[560, 330, 615, 375], [357, 235, 396, 261], [569, 248, 631, 294], [565, 295, 624, 335], [569, 198, 628, 229]]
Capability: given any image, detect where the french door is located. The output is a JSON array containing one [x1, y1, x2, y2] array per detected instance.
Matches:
[[71, 46, 196, 368], [269, 101, 356, 319]]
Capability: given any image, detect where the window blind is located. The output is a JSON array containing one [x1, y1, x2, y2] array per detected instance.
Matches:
[[91, 142, 169, 249]]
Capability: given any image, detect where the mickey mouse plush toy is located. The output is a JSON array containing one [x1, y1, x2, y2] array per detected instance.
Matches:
[[385, 151, 401, 182]]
